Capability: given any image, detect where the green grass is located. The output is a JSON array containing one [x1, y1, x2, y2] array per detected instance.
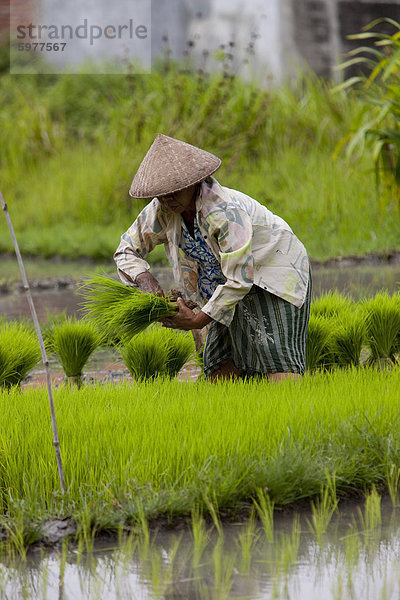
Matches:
[[1, 369, 400, 543], [0, 67, 399, 261]]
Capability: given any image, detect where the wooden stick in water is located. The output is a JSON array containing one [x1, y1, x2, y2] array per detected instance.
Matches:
[[0, 190, 66, 493]]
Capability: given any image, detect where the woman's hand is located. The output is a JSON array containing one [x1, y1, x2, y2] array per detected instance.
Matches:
[[161, 298, 212, 330], [135, 272, 164, 296]]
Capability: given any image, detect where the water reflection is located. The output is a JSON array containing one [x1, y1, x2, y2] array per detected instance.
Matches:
[[2, 497, 400, 599], [311, 264, 400, 299]]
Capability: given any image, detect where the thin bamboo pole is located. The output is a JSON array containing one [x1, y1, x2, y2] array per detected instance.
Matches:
[[0, 190, 66, 492]]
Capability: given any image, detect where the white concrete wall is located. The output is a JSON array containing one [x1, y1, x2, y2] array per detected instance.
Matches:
[[19, 0, 400, 80], [31, 0, 288, 81], [37, 0, 151, 72]]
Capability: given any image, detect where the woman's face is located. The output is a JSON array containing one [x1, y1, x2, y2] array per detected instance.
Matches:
[[157, 185, 197, 214]]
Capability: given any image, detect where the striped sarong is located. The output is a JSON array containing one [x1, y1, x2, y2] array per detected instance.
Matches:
[[203, 275, 312, 378]]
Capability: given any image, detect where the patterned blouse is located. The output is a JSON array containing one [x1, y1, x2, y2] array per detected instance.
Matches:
[[181, 216, 226, 300], [114, 177, 310, 327]]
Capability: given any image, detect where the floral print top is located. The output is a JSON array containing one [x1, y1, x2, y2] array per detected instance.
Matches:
[[114, 177, 310, 326], [180, 216, 226, 300]]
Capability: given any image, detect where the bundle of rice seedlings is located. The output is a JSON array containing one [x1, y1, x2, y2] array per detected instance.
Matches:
[[163, 329, 196, 378], [329, 312, 366, 368], [121, 329, 169, 381], [0, 322, 40, 389], [362, 292, 400, 368], [80, 274, 178, 340], [52, 317, 102, 387], [41, 309, 68, 353], [121, 325, 195, 380], [311, 291, 354, 319], [306, 314, 337, 373]]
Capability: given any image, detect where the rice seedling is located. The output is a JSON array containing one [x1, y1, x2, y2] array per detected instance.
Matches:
[[386, 463, 400, 508], [310, 291, 354, 319], [120, 331, 169, 381], [120, 325, 195, 380], [163, 329, 195, 378], [191, 508, 209, 568], [212, 535, 236, 598], [362, 293, 400, 367], [80, 274, 178, 340], [307, 473, 338, 543], [1, 369, 400, 548], [357, 486, 382, 551], [0, 321, 40, 389], [330, 312, 366, 368], [306, 314, 337, 372], [41, 309, 68, 353], [275, 514, 301, 574], [364, 486, 382, 532], [237, 510, 259, 573], [253, 488, 274, 542], [52, 317, 102, 387]]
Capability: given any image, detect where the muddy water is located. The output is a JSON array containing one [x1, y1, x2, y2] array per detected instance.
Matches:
[[0, 268, 175, 323], [1, 264, 400, 323], [1, 496, 400, 600]]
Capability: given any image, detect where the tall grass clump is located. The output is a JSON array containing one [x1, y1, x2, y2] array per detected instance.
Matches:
[[80, 275, 178, 341], [362, 292, 400, 368], [52, 317, 102, 387], [121, 325, 195, 380], [0, 321, 40, 389]]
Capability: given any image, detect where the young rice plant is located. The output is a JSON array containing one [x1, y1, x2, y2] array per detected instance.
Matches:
[[362, 292, 400, 367], [0, 321, 40, 389], [80, 275, 178, 340], [121, 325, 195, 380], [52, 317, 102, 387]]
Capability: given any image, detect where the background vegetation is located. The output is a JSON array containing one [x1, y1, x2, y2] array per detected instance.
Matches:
[[0, 58, 399, 263]]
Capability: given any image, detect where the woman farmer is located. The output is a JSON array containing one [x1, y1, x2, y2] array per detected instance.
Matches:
[[114, 134, 311, 382]]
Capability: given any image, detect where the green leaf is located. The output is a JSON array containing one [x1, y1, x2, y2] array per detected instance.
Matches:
[[331, 77, 364, 93], [339, 56, 377, 70], [347, 32, 382, 41], [346, 46, 385, 60], [372, 139, 386, 162]]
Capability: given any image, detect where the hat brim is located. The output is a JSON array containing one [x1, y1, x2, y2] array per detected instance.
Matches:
[[129, 160, 221, 199]]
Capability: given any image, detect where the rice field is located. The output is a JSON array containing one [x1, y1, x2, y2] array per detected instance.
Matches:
[[1, 368, 400, 550]]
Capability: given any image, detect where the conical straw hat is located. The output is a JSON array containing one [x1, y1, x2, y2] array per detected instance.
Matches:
[[129, 134, 221, 198]]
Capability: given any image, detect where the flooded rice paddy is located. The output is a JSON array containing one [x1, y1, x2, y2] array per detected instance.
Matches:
[[1, 495, 400, 599], [1, 257, 400, 598], [1, 259, 400, 323]]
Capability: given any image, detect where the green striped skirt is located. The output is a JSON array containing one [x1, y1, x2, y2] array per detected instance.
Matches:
[[203, 277, 312, 378]]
